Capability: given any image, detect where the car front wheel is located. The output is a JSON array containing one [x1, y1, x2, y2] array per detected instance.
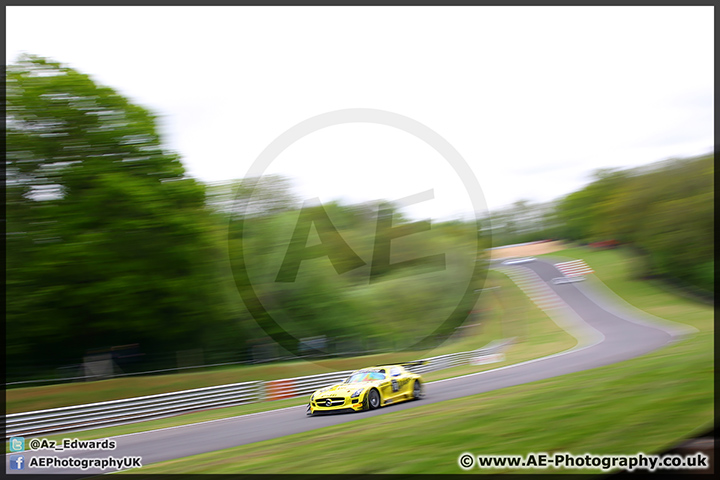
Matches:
[[367, 389, 381, 410]]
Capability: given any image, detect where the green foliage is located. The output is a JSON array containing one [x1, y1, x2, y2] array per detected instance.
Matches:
[[5, 56, 488, 381], [554, 155, 713, 293], [227, 191, 485, 355], [5, 56, 248, 379]]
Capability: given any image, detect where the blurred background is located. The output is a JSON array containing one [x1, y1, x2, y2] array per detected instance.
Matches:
[[4, 7, 713, 389], [4, 55, 713, 384]]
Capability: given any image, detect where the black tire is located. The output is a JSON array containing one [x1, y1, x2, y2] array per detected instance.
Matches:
[[412, 380, 422, 400], [367, 389, 381, 410]]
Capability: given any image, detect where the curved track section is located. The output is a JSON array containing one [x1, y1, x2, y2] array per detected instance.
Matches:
[[6, 258, 691, 475]]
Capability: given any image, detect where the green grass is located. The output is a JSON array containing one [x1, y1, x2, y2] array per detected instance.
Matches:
[[6, 267, 577, 450], [125, 246, 713, 474]]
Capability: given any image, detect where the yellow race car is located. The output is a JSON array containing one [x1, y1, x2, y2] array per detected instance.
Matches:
[[306, 362, 425, 415]]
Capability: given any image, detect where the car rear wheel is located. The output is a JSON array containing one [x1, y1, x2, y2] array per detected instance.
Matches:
[[412, 381, 422, 400], [368, 389, 381, 410]]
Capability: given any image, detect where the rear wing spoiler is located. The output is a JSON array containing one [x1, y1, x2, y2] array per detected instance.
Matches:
[[399, 360, 428, 368], [369, 360, 428, 368]]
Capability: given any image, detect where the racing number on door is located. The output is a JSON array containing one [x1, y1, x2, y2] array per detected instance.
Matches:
[[391, 379, 399, 392]]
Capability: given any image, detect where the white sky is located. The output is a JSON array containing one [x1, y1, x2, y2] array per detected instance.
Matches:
[[6, 6, 714, 219]]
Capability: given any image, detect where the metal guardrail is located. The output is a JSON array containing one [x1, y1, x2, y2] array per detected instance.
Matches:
[[406, 339, 513, 375], [5, 340, 513, 438], [5, 381, 263, 438]]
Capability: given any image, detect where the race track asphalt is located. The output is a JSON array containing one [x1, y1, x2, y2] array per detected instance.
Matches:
[[6, 257, 690, 475]]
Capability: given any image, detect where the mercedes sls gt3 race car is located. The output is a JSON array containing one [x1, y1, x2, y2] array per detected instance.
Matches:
[[307, 363, 425, 415]]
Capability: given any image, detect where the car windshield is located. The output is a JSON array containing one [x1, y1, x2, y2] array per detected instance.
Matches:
[[345, 371, 385, 383]]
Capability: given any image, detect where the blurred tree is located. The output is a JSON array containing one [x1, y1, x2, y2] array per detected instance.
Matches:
[[553, 154, 713, 294], [206, 174, 299, 219], [628, 157, 714, 290], [6, 55, 246, 378], [555, 168, 628, 243], [481, 199, 558, 246], [226, 189, 484, 355]]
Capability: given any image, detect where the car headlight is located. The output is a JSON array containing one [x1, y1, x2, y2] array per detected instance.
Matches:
[[351, 388, 364, 398]]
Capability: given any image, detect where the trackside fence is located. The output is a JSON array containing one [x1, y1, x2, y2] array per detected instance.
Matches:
[[6, 339, 513, 438], [5, 381, 263, 438]]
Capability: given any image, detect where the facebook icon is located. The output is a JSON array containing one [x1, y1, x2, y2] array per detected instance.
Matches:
[[9, 455, 25, 470]]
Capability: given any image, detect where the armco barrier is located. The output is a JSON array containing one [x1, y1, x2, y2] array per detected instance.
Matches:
[[5, 381, 263, 438], [5, 340, 513, 438], [406, 339, 514, 375]]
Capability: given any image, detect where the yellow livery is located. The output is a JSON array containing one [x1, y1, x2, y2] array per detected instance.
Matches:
[[307, 363, 425, 415]]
